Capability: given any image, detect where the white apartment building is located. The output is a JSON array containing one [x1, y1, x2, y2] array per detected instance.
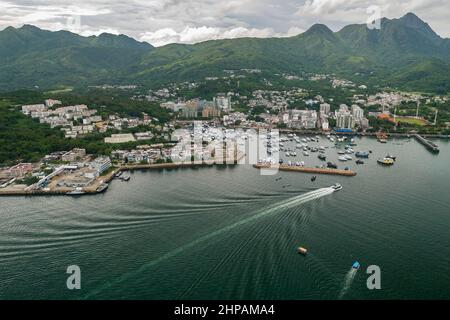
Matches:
[[320, 103, 331, 116], [214, 95, 232, 111], [90, 157, 112, 175]]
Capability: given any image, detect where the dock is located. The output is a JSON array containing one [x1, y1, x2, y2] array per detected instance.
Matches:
[[253, 164, 357, 176], [414, 134, 440, 153], [0, 153, 246, 197]]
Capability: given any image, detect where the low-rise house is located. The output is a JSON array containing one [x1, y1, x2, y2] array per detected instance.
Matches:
[[134, 132, 154, 141], [8, 163, 34, 177], [62, 149, 86, 162], [22, 104, 47, 115], [45, 99, 62, 107]]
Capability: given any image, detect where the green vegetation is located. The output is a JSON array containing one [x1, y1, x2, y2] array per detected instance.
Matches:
[[16, 176, 39, 186], [51, 89, 172, 122], [395, 117, 428, 126], [2, 12, 450, 166], [0, 13, 449, 94], [0, 90, 173, 166]]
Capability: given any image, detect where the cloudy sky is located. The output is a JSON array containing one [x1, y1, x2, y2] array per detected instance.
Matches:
[[0, 0, 449, 46]]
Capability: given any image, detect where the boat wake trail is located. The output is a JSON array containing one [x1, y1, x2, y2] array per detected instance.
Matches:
[[84, 187, 335, 298], [338, 268, 358, 299]]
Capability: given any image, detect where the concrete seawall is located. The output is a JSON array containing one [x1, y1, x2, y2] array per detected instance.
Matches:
[[253, 164, 357, 176], [413, 134, 440, 153], [0, 154, 246, 197]]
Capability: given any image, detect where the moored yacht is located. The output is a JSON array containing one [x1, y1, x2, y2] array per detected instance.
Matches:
[[377, 157, 395, 166]]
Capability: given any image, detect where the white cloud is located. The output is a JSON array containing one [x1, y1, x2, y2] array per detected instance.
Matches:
[[0, 0, 449, 44], [296, 0, 450, 30], [140, 26, 294, 47]]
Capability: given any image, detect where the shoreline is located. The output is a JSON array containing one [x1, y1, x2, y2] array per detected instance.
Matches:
[[0, 157, 246, 197], [0, 130, 443, 197], [275, 129, 450, 139]]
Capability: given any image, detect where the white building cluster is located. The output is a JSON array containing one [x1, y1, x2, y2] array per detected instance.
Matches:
[[281, 110, 318, 130], [21, 102, 100, 138], [111, 146, 167, 164]]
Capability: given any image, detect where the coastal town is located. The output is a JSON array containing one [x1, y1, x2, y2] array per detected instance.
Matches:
[[1, 72, 449, 197]]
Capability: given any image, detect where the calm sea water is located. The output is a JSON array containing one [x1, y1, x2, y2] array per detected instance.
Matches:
[[0, 136, 449, 300]]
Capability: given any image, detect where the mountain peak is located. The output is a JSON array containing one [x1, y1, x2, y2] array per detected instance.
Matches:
[[397, 12, 439, 39], [304, 24, 334, 36], [399, 12, 427, 27], [96, 32, 153, 49], [19, 24, 42, 31], [401, 12, 422, 23]]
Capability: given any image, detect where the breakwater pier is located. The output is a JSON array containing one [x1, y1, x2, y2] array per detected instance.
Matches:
[[414, 134, 440, 153], [253, 164, 357, 176]]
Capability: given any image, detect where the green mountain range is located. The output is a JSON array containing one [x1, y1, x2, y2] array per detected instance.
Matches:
[[1, 13, 449, 93]]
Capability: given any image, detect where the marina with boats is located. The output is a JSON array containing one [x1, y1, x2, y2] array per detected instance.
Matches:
[[1, 132, 449, 300], [0, 130, 443, 197]]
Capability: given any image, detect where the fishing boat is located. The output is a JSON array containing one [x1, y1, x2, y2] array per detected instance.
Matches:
[[331, 183, 343, 192], [297, 247, 308, 256], [377, 131, 389, 143], [96, 184, 109, 193], [386, 154, 397, 161], [318, 154, 327, 161], [327, 162, 338, 169], [352, 261, 361, 270], [120, 175, 131, 182], [377, 158, 395, 166]]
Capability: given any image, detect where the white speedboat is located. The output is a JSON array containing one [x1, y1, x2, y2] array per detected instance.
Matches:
[[331, 183, 343, 192]]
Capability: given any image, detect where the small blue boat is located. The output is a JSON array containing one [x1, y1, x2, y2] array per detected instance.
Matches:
[[352, 261, 361, 270], [355, 152, 370, 158]]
